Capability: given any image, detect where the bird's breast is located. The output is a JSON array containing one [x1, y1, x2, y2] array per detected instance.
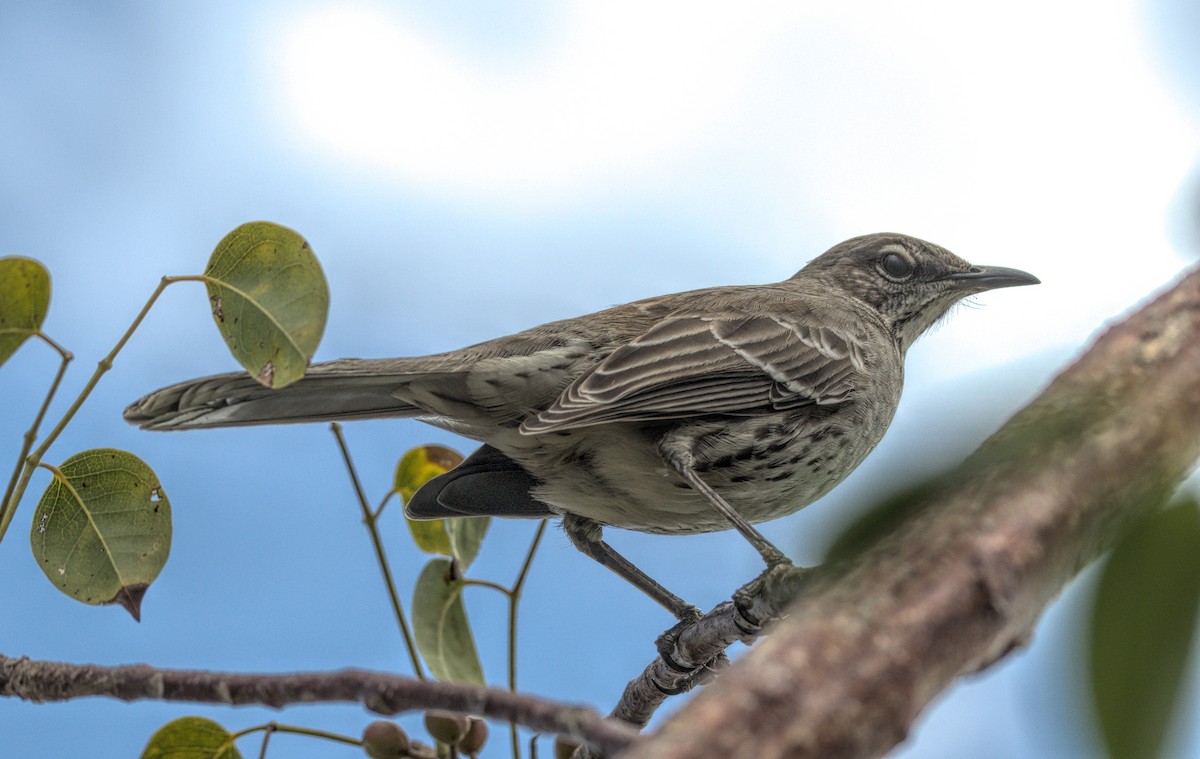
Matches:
[[501, 394, 900, 535]]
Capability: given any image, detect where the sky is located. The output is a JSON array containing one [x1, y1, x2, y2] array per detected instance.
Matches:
[[2, 2, 1199, 757]]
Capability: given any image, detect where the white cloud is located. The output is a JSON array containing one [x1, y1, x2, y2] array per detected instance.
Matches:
[[274, 2, 771, 199]]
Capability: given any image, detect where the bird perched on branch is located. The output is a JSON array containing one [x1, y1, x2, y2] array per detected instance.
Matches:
[[126, 233, 1038, 618]]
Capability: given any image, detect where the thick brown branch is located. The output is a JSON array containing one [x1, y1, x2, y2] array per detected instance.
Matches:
[[0, 654, 640, 756], [625, 264, 1200, 759]]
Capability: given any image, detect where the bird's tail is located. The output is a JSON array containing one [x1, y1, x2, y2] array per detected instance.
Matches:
[[124, 358, 446, 431]]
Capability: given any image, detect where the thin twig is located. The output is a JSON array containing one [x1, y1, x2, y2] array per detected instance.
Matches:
[[232, 720, 365, 757], [0, 332, 72, 543], [330, 423, 427, 681], [0, 274, 196, 545], [508, 520, 548, 759]]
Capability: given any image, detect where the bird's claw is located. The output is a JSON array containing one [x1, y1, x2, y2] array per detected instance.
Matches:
[[655, 604, 703, 671], [734, 561, 805, 635]]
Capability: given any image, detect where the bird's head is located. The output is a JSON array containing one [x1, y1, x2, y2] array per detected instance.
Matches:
[[796, 233, 1039, 350]]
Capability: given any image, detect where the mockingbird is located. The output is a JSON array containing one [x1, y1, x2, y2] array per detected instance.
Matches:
[[126, 232, 1038, 618]]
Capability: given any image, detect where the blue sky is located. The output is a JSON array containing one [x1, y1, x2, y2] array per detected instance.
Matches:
[[2, 2, 1198, 757]]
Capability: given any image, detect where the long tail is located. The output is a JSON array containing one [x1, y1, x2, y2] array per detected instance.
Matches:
[[124, 358, 443, 430]]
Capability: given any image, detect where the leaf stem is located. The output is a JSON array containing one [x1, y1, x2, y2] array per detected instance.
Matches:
[[462, 577, 513, 597], [0, 274, 195, 546], [330, 422, 427, 680], [374, 489, 397, 520], [0, 333, 72, 544], [507, 519, 548, 759], [230, 721, 362, 752]]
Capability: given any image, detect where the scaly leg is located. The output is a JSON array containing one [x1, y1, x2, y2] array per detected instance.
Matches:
[[562, 514, 701, 622], [663, 451, 791, 568]]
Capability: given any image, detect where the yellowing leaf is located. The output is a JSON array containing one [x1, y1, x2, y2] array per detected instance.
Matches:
[[204, 221, 329, 389], [394, 445, 463, 503], [0, 256, 50, 366], [395, 446, 490, 568], [31, 448, 171, 621], [398, 445, 462, 557]]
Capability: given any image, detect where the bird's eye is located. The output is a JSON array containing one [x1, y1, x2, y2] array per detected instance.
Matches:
[[878, 252, 915, 280]]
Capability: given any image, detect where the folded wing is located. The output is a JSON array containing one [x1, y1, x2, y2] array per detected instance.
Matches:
[[521, 314, 865, 433]]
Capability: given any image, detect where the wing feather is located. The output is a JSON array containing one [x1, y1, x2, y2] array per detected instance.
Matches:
[[521, 314, 864, 433]]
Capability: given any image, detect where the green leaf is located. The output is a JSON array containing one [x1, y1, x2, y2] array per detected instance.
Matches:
[[1090, 498, 1200, 759], [204, 221, 329, 389], [31, 448, 171, 621], [412, 558, 485, 685], [448, 515, 490, 570], [0, 256, 50, 367], [397, 445, 463, 557], [141, 716, 243, 759]]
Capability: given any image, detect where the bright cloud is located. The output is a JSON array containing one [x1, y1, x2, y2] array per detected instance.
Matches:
[[275, 3, 770, 197]]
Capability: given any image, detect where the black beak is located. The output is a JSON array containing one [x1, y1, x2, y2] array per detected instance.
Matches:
[[944, 265, 1040, 291]]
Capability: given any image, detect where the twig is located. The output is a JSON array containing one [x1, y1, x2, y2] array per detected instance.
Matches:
[[0, 331, 72, 542], [0, 274, 197, 545], [0, 654, 640, 757], [330, 423, 427, 680]]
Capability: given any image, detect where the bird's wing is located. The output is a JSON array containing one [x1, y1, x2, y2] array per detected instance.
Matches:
[[521, 314, 864, 432]]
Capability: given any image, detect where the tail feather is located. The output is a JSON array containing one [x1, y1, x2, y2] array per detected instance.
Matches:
[[125, 359, 439, 430]]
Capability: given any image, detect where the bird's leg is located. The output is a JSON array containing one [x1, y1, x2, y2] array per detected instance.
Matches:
[[562, 514, 701, 622], [667, 458, 803, 633], [663, 452, 791, 568]]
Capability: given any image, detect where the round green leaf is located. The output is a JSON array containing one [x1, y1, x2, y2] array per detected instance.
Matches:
[[413, 558, 485, 686], [31, 448, 172, 621], [204, 221, 329, 388], [141, 716, 243, 759], [0, 256, 50, 366], [1090, 499, 1200, 759], [398, 445, 463, 557]]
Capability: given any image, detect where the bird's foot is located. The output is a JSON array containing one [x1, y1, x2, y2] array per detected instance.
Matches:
[[653, 606, 729, 693], [733, 560, 807, 635], [654, 604, 703, 671]]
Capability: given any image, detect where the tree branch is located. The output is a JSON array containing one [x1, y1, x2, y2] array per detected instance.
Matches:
[[608, 570, 809, 729], [0, 654, 640, 756], [622, 263, 1200, 758]]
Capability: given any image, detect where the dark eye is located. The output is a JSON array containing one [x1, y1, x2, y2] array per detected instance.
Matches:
[[879, 252, 914, 280]]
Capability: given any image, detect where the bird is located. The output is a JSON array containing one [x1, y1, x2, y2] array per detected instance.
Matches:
[[125, 232, 1038, 619]]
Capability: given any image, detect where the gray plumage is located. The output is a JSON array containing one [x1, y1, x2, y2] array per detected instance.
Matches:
[[126, 232, 1037, 613]]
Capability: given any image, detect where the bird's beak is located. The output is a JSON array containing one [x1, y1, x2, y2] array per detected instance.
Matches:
[[943, 265, 1040, 291]]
